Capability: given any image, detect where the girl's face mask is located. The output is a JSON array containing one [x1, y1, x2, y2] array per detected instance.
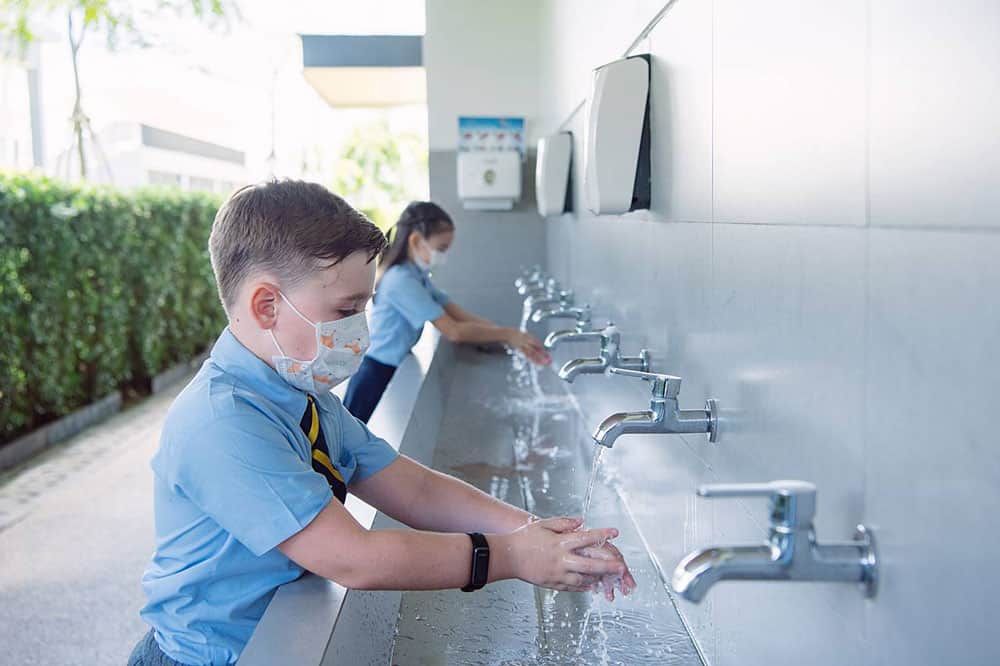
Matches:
[[414, 237, 448, 271], [268, 291, 369, 394]]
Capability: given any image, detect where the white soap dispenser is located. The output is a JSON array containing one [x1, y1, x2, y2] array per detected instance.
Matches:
[[535, 132, 573, 217], [583, 54, 651, 215]]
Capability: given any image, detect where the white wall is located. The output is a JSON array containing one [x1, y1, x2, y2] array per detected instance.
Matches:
[[423, 0, 548, 326], [426, 2, 1000, 662], [536, 1, 1000, 665], [424, 0, 543, 150]]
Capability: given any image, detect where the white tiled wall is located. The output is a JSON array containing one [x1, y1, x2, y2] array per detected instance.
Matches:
[[535, 1, 1000, 664], [426, 151, 548, 326]]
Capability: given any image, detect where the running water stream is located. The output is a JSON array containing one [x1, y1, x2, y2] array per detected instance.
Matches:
[[581, 445, 604, 526]]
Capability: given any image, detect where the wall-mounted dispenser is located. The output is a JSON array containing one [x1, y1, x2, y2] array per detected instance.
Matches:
[[457, 151, 522, 211], [583, 54, 651, 215], [535, 132, 573, 217]]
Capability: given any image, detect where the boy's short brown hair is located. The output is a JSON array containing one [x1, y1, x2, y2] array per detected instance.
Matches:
[[209, 180, 387, 310]]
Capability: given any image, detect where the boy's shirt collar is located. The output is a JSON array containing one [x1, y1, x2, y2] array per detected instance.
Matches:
[[210, 327, 336, 417]]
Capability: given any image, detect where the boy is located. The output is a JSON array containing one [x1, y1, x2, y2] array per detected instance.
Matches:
[[129, 181, 634, 666]]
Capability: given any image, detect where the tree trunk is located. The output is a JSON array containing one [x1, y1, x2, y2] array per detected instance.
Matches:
[[68, 10, 87, 180]]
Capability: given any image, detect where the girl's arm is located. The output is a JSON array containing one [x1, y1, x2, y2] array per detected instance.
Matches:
[[444, 301, 493, 326], [432, 313, 550, 365]]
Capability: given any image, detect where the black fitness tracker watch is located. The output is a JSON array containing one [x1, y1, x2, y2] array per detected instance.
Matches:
[[461, 532, 490, 592]]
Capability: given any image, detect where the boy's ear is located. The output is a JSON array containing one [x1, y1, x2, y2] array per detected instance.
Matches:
[[248, 282, 281, 329]]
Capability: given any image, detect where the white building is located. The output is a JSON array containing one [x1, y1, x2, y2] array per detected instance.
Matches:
[[0, 36, 44, 172], [57, 121, 248, 194]]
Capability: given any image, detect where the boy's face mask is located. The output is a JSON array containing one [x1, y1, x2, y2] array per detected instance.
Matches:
[[268, 291, 369, 394]]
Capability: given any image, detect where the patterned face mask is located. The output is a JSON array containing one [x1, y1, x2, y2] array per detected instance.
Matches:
[[268, 292, 369, 394]]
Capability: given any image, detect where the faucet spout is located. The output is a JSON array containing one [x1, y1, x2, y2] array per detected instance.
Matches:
[[671, 545, 779, 603], [544, 329, 602, 350], [557, 356, 606, 382], [592, 408, 664, 448]]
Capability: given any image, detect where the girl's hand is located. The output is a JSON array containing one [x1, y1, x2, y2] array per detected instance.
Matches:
[[506, 329, 552, 366], [493, 517, 628, 592]]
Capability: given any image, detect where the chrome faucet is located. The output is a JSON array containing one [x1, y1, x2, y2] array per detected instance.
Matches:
[[543, 309, 601, 350], [671, 481, 878, 603], [519, 276, 558, 298], [557, 324, 650, 382], [514, 266, 544, 291], [527, 294, 578, 322], [591, 368, 719, 447], [531, 302, 591, 325], [524, 285, 569, 311]]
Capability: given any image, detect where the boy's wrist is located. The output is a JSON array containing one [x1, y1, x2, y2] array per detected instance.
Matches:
[[485, 532, 518, 583], [484, 506, 535, 535]]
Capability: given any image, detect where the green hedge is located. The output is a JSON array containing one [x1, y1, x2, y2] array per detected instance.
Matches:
[[0, 172, 225, 444]]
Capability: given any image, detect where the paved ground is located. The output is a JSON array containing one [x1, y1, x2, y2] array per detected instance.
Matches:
[[0, 377, 190, 666]]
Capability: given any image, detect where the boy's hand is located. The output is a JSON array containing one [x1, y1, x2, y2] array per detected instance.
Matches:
[[506, 329, 552, 366], [575, 540, 638, 601], [493, 517, 627, 592]]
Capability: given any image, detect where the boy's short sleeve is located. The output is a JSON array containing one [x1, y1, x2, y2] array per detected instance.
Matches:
[[162, 412, 332, 557], [383, 271, 446, 328], [337, 401, 399, 482]]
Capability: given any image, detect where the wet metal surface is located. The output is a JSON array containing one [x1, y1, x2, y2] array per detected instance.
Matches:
[[391, 349, 702, 665]]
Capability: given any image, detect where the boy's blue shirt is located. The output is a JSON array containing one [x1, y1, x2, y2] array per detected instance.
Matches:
[[140, 327, 398, 665]]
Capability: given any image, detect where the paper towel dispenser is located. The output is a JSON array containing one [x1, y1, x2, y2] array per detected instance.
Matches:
[[457, 151, 522, 211], [535, 132, 573, 217], [583, 54, 651, 215]]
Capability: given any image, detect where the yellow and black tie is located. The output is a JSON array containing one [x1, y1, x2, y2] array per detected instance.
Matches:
[[300, 395, 348, 504]]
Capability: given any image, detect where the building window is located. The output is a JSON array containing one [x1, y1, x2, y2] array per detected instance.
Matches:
[[189, 176, 215, 192], [147, 170, 182, 187]]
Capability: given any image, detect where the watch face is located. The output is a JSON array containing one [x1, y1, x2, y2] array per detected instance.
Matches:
[[463, 533, 490, 592]]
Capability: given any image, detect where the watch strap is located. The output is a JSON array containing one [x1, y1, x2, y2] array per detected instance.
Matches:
[[461, 532, 489, 592]]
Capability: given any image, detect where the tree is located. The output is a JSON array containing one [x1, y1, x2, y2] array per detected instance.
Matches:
[[329, 117, 428, 231], [0, 0, 234, 180]]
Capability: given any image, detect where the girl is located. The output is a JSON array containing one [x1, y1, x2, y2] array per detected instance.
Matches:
[[344, 201, 550, 423]]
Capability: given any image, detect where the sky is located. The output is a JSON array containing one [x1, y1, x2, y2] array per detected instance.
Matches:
[[29, 0, 427, 183]]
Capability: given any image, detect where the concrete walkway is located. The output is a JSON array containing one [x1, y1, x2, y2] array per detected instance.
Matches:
[[0, 377, 190, 666]]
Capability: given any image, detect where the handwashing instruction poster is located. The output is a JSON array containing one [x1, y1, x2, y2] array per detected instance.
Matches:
[[458, 116, 525, 159]]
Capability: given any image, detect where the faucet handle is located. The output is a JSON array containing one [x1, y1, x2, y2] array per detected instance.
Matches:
[[698, 480, 817, 529], [608, 367, 682, 399]]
